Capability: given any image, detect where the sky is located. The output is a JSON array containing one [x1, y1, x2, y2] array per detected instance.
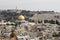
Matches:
[[0, 0, 60, 12]]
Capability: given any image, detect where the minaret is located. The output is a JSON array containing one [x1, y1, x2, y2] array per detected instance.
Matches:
[[42, 19, 44, 24]]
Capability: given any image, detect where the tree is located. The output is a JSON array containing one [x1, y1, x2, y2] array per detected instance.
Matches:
[[44, 20, 49, 23], [56, 20, 60, 25], [49, 20, 55, 24], [10, 30, 18, 40], [10, 30, 16, 38], [10, 32, 16, 38]]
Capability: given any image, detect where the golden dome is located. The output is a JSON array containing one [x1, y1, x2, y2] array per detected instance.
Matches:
[[18, 15, 25, 20]]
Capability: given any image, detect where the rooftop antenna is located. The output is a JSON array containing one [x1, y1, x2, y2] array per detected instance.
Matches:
[[16, 6, 17, 10], [16, 6, 18, 12]]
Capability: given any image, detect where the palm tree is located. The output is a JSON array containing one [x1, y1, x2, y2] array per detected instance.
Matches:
[[10, 30, 15, 38], [10, 30, 18, 40]]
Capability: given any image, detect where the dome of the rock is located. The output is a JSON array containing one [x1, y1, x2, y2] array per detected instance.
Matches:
[[18, 15, 25, 20]]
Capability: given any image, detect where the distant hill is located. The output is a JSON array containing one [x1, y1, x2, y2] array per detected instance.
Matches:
[[0, 9, 60, 22], [29, 13, 60, 23]]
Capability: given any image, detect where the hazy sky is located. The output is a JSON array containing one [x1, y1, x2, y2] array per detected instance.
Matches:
[[0, 0, 60, 12]]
